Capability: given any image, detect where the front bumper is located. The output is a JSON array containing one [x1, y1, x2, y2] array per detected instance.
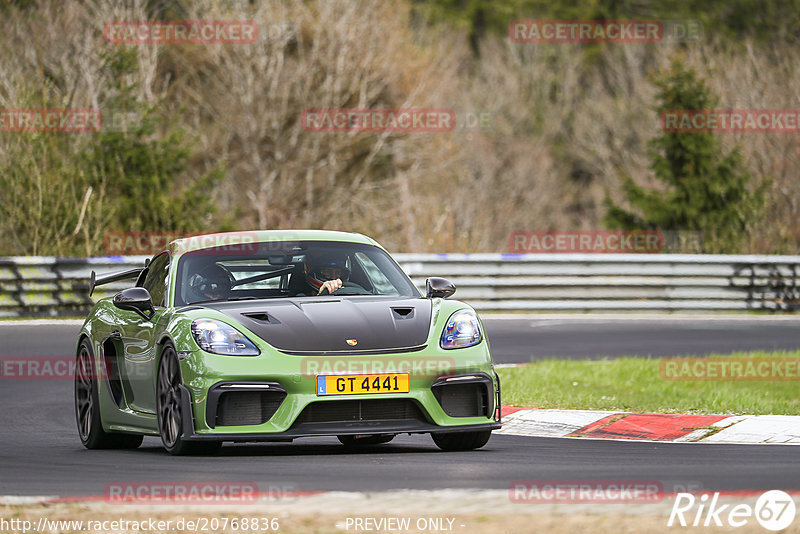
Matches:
[[179, 385, 499, 441], [177, 369, 502, 442]]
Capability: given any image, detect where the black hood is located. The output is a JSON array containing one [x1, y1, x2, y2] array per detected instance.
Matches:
[[201, 297, 432, 354]]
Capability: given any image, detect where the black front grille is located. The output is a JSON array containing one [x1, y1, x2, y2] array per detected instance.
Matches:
[[215, 391, 286, 426], [294, 399, 426, 424], [433, 382, 489, 417]]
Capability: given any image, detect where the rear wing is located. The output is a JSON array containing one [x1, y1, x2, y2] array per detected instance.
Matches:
[[88, 259, 149, 297]]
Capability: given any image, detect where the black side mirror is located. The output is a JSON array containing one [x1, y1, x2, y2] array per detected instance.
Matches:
[[426, 277, 456, 299], [113, 287, 156, 321]]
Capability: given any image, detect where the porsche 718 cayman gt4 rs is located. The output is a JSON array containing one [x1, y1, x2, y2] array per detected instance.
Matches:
[[75, 230, 501, 455]]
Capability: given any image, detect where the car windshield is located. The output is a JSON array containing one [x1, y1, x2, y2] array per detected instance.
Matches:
[[175, 240, 420, 305]]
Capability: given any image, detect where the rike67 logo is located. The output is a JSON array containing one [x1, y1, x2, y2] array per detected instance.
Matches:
[[668, 490, 796, 531]]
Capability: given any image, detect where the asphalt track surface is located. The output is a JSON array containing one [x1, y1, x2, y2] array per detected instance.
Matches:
[[2, 317, 800, 497]]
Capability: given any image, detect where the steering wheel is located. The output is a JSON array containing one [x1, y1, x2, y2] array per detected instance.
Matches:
[[320, 281, 371, 295]]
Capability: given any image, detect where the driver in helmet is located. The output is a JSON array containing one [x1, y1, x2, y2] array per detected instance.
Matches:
[[304, 254, 350, 295], [186, 264, 232, 303]]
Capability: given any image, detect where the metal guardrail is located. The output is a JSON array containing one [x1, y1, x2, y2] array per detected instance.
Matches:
[[401, 254, 800, 312], [2, 254, 800, 317]]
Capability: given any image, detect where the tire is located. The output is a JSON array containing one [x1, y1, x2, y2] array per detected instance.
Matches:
[[156, 344, 222, 456], [337, 434, 395, 446], [74, 339, 143, 449], [431, 430, 492, 451]]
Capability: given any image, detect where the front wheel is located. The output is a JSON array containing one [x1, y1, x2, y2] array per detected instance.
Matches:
[[74, 339, 142, 449], [156, 344, 221, 456], [431, 430, 491, 451]]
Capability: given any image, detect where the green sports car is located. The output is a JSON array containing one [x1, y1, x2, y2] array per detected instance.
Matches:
[[75, 230, 501, 455]]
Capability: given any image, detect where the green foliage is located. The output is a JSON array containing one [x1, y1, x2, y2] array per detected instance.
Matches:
[[604, 57, 766, 253], [414, 0, 800, 45], [0, 0, 37, 14], [412, 0, 519, 54], [0, 47, 221, 256], [0, 115, 220, 256], [0, 1, 793, 256], [0, 132, 106, 256], [83, 119, 220, 235], [87, 48, 220, 235]]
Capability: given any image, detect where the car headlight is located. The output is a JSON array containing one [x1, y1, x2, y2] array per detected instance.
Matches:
[[440, 309, 482, 349], [191, 319, 260, 356]]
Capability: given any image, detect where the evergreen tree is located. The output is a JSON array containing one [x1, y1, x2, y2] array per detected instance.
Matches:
[[604, 56, 766, 253], [83, 48, 222, 237]]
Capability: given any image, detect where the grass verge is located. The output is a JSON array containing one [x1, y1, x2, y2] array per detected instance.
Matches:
[[497, 350, 800, 415]]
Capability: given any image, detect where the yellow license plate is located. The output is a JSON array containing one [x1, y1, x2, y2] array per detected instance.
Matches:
[[316, 373, 410, 396]]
